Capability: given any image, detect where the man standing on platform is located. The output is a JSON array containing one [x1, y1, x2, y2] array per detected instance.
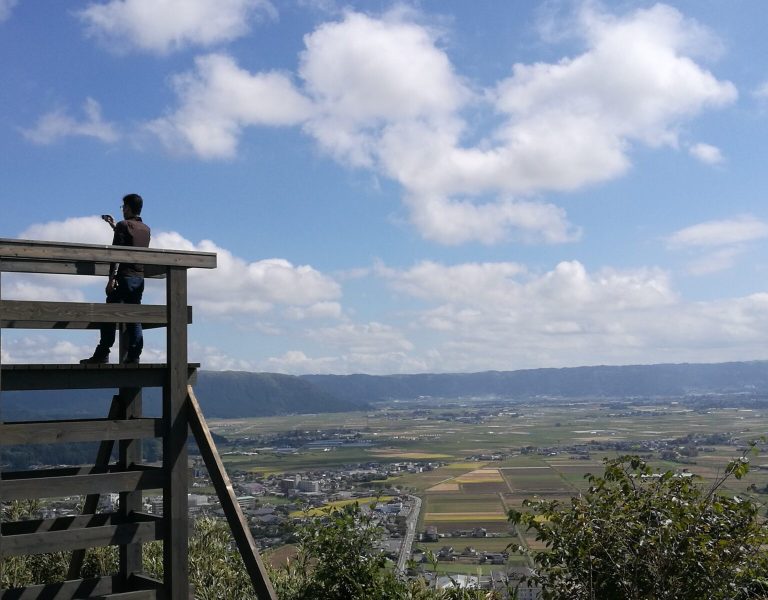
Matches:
[[81, 193, 151, 364]]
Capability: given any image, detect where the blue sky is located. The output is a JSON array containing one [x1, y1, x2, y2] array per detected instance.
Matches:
[[2, 0, 768, 374]]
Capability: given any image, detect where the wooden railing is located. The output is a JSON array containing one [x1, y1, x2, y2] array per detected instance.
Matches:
[[0, 238, 276, 600]]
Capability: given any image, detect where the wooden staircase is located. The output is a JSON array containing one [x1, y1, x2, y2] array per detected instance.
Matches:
[[0, 238, 276, 599]]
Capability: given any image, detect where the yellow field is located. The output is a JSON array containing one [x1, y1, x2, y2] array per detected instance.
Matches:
[[428, 483, 460, 492], [443, 462, 486, 470], [424, 512, 507, 522], [369, 451, 453, 459], [290, 496, 393, 517], [455, 468, 504, 483]]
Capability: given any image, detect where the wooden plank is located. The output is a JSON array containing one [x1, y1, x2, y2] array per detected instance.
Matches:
[[0, 239, 216, 270], [0, 575, 164, 600], [0, 300, 192, 328], [0, 418, 162, 446], [0, 466, 165, 501], [3, 512, 116, 534], [0, 320, 171, 331], [1, 513, 164, 556], [1, 364, 198, 391], [188, 386, 277, 600], [0, 260, 167, 279], [98, 591, 162, 600], [164, 267, 189, 600], [1, 575, 120, 599]]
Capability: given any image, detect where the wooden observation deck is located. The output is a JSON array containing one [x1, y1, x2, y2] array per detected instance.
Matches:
[[0, 239, 276, 599]]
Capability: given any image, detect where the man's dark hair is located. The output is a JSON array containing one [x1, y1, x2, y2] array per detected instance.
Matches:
[[123, 193, 143, 215]]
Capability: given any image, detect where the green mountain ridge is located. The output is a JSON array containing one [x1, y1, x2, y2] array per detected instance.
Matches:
[[2, 360, 767, 422]]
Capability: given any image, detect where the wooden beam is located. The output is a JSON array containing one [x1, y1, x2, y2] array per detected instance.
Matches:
[[0, 466, 165, 501], [0, 574, 164, 600], [0, 513, 164, 557], [0, 364, 198, 391], [1, 575, 120, 599], [0, 300, 192, 329], [0, 260, 167, 279], [0, 418, 162, 446], [188, 386, 277, 600], [164, 267, 189, 600], [0, 238, 216, 270]]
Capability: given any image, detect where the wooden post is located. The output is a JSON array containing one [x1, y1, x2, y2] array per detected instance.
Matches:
[[164, 267, 189, 599], [117, 322, 144, 579], [119, 386, 143, 579]]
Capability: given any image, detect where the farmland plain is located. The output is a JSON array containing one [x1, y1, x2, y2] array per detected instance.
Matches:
[[208, 397, 768, 565]]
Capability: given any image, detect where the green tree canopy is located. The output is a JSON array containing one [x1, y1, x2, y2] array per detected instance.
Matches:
[[509, 453, 768, 600]]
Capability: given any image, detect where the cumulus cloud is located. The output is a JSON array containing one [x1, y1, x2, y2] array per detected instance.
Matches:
[[754, 81, 768, 101], [79, 0, 277, 54], [147, 231, 342, 316], [0, 0, 17, 23], [489, 4, 735, 187], [689, 142, 724, 164], [22, 98, 119, 145], [1, 335, 91, 365], [372, 259, 768, 371], [405, 196, 580, 245], [147, 4, 735, 245], [20, 215, 114, 245], [145, 54, 312, 159], [10, 217, 342, 319], [298, 11, 470, 167], [264, 321, 426, 374]]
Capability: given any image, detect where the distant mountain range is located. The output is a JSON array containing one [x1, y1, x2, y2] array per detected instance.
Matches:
[[302, 361, 768, 403], [2, 361, 767, 420]]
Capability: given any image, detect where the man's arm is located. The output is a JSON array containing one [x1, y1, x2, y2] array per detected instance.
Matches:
[[106, 221, 128, 293]]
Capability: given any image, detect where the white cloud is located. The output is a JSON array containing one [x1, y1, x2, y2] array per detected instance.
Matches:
[[307, 321, 413, 355], [20, 215, 114, 245], [190, 341, 257, 371], [667, 216, 768, 275], [263, 350, 340, 374], [489, 4, 734, 185], [284, 302, 342, 320], [685, 247, 744, 276], [1, 277, 87, 302], [372, 259, 768, 371], [1, 335, 92, 365], [11, 217, 342, 319], [667, 216, 768, 248], [10, 217, 112, 304], [79, 0, 277, 54], [147, 4, 735, 245], [146, 54, 312, 159], [264, 345, 428, 375], [153, 232, 341, 316], [0, 0, 18, 23], [689, 142, 724, 164], [386, 260, 675, 313], [22, 98, 119, 145], [405, 196, 580, 245], [299, 10, 470, 167]]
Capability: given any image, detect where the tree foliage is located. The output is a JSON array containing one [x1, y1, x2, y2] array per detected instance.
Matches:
[[508, 451, 768, 600], [2, 502, 501, 599]]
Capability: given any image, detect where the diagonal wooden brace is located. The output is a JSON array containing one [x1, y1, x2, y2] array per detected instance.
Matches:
[[186, 386, 277, 600]]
